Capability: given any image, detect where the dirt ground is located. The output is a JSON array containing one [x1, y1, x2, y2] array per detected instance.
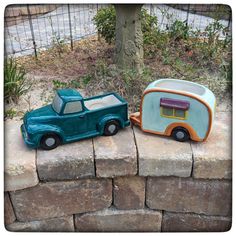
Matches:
[[5, 36, 232, 120], [4, 73, 231, 122]]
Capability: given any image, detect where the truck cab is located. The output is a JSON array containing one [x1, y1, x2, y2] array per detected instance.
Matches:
[[21, 89, 130, 150]]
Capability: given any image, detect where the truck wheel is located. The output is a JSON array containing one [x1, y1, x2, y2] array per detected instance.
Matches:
[[172, 127, 190, 142], [104, 120, 119, 136], [40, 134, 61, 150]]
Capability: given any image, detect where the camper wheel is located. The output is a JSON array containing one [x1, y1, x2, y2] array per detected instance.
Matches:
[[172, 127, 190, 142]]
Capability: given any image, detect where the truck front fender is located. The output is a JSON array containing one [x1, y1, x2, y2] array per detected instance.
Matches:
[[27, 124, 65, 144]]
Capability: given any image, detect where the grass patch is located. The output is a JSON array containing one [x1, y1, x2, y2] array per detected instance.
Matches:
[[4, 57, 31, 104]]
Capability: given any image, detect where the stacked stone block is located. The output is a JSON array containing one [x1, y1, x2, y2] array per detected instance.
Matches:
[[4, 112, 232, 232]]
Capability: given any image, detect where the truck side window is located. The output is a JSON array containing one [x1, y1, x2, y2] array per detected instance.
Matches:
[[64, 101, 82, 114]]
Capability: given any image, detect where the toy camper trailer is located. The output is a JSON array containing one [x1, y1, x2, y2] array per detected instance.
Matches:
[[130, 79, 216, 142]]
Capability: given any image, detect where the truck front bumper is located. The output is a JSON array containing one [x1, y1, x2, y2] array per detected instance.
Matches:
[[21, 124, 38, 149]]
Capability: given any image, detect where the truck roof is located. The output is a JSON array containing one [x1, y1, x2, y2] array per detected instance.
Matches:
[[57, 89, 83, 102]]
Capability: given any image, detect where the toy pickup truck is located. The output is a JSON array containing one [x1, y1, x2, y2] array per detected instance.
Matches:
[[21, 89, 130, 150]]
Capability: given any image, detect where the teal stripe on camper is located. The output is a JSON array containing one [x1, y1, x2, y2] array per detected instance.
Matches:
[[142, 92, 209, 139]]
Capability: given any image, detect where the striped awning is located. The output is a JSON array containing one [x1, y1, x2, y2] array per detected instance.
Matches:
[[160, 98, 190, 110]]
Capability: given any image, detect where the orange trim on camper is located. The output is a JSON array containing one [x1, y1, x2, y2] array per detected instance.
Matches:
[[165, 122, 203, 141], [141, 123, 202, 142], [130, 88, 213, 142]]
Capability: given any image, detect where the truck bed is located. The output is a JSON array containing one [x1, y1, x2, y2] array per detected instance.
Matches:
[[84, 94, 123, 111]]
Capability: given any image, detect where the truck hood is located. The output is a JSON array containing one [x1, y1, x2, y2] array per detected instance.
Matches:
[[24, 105, 58, 124]]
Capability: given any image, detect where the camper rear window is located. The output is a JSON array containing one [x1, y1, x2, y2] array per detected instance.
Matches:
[[160, 97, 189, 120], [161, 107, 187, 119]]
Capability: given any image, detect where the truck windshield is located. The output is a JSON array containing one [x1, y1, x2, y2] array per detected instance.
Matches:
[[52, 93, 63, 113]]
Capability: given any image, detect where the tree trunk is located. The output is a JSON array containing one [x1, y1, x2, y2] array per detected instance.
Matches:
[[114, 4, 144, 73]]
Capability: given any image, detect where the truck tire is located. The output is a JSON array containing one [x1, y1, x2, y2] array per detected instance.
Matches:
[[172, 127, 190, 142], [40, 133, 61, 150], [104, 120, 119, 136]]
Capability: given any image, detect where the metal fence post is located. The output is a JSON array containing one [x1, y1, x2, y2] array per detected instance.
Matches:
[[150, 4, 154, 16], [4, 36, 7, 59], [4, 19, 15, 56], [27, 4, 37, 58], [96, 4, 101, 41], [227, 12, 232, 29], [186, 4, 190, 26], [67, 4, 73, 51]]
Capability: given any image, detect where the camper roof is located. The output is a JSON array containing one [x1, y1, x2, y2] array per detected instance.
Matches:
[[155, 79, 206, 96], [144, 79, 216, 111]]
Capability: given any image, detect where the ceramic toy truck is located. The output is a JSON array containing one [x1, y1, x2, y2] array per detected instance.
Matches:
[[130, 78, 216, 142], [21, 89, 130, 150]]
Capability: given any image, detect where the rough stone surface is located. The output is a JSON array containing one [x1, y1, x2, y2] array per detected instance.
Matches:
[[192, 112, 232, 179], [133, 127, 192, 177], [114, 176, 145, 209], [4, 192, 16, 225], [75, 208, 162, 232], [146, 177, 232, 216], [37, 140, 95, 181], [93, 128, 137, 177], [6, 216, 74, 232], [162, 211, 232, 232], [5, 121, 38, 191], [10, 179, 112, 221]]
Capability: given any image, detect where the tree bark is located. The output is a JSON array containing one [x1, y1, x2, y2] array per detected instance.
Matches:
[[114, 4, 144, 73]]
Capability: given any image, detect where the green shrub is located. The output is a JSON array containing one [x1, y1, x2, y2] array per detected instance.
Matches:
[[4, 58, 30, 104], [194, 20, 226, 59], [81, 74, 93, 85], [168, 20, 190, 40], [93, 6, 158, 45], [93, 6, 116, 44], [52, 80, 68, 89], [205, 20, 225, 55], [220, 60, 232, 82], [141, 9, 158, 45], [4, 108, 17, 119]]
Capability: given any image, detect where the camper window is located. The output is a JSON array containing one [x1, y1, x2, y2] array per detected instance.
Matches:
[[162, 107, 173, 116], [161, 107, 187, 120], [175, 109, 185, 118]]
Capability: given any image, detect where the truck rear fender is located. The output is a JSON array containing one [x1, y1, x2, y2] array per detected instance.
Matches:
[[97, 115, 124, 133]]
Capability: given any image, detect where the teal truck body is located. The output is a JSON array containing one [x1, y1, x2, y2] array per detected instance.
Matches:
[[21, 89, 130, 150]]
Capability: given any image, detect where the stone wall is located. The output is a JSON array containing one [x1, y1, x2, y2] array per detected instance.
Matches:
[[4, 112, 232, 232]]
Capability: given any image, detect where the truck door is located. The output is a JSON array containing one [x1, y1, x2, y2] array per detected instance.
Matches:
[[62, 100, 87, 136]]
